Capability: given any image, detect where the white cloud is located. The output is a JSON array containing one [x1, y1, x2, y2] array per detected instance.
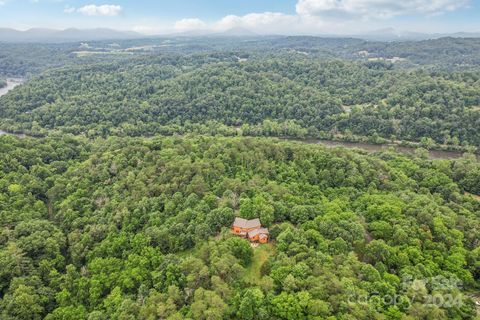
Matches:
[[174, 18, 207, 32], [171, 0, 470, 35], [172, 12, 332, 35], [214, 12, 299, 33], [296, 0, 470, 19], [172, 13, 303, 35], [77, 4, 122, 16]]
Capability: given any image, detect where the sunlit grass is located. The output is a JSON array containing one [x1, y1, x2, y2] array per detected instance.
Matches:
[[243, 243, 274, 284]]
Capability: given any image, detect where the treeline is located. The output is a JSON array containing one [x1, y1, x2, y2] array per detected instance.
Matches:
[[0, 42, 136, 78], [1, 54, 479, 146], [356, 37, 480, 68], [0, 135, 479, 319], [2, 37, 480, 78], [0, 43, 76, 77]]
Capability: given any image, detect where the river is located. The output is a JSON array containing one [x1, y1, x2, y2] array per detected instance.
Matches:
[[0, 127, 476, 160], [0, 130, 26, 138], [0, 77, 476, 162], [283, 138, 478, 161], [0, 79, 27, 138], [0, 78, 23, 97]]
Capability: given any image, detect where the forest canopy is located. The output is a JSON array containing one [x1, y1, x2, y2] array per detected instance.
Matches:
[[0, 52, 479, 147], [0, 36, 479, 320], [1, 36, 480, 77], [0, 134, 479, 319]]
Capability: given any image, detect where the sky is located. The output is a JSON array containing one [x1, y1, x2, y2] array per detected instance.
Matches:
[[0, 0, 479, 35]]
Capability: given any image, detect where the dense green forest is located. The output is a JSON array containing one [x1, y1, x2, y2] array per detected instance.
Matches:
[[0, 79, 6, 89], [0, 135, 479, 319], [1, 37, 480, 148], [1, 52, 479, 146], [1, 37, 480, 77], [0, 43, 76, 77], [0, 36, 479, 319]]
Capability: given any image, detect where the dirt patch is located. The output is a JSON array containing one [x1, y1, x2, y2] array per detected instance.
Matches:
[[465, 192, 480, 201]]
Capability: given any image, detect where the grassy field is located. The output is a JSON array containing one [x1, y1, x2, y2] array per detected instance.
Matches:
[[244, 243, 275, 284]]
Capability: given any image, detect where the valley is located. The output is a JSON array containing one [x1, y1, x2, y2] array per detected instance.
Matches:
[[0, 35, 479, 320]]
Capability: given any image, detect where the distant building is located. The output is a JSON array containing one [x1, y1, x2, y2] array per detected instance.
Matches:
[[231, 217, 269, 243]]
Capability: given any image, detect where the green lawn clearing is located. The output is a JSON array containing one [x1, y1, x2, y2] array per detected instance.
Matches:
[[244, 243, 275, 284]]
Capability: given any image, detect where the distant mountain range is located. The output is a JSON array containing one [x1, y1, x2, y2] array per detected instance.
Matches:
[[0, 28, 143, 43], [0, 27, 479, 43], [0, 27, 260, 43], [356, 27, 480, 41]]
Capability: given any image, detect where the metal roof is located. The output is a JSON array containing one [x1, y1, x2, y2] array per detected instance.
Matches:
[[247, 228, 269, 238], [232, 217, 261, 229]]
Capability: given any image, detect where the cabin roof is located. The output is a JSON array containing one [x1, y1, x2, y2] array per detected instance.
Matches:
[[248, 228, 269, 238], [232, 217, 261, 229]]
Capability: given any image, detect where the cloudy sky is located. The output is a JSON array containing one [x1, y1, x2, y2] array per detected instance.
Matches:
[[1, 0, 479, 35]]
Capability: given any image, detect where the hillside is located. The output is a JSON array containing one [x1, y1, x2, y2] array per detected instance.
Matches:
[[1, 52, 479, 147], [0, 135, 479, 319], [0, 35, 479, 320], [2, 36, 480, 77]]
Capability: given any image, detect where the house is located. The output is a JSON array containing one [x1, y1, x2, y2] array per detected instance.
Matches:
[[247, 228, 269, 244], [231, 217, 269, 243]]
